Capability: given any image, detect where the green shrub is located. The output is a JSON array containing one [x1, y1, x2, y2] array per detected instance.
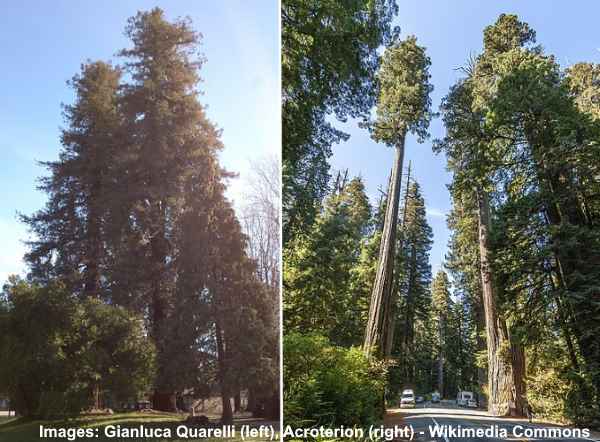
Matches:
[[284, 332, 387, 428], [526, 336, 600, 428], [564, 370, 600, 428], [0, 278, 156, 418]]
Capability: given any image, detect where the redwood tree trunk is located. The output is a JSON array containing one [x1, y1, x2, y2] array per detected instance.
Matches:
[[364, 134, 406, 358], [153, 392, 176, 412], [477, 189, 525, 416], [510, 339, 527, 416], [234, 392, 241, 413], [247, 388, 256, 415], [267, 390, 280, 420], [94, 384, 101, 410], [221, 392, 233, 424], [474, 283, 487, 398], [216, 321, 233, 424]]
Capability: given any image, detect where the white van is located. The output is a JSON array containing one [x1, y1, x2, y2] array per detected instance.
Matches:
[[457, 391, 477, 407], [400, 389, 416, 408]]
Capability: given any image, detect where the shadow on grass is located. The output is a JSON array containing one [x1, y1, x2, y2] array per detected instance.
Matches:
[[0, 413, 276, 441], [0, 413, 185, 442], [0, 416, 37, 430]]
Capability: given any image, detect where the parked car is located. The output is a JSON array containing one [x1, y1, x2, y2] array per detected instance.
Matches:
[[431, 391, 440, 403], [457, 391, 477, 408], [400, 389, 416, 408], [415, 396, 424, 404]]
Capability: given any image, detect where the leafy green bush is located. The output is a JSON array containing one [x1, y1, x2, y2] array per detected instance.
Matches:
[[0, 278, 156, 418], [527, 350, 600, 427], [284, 332, 387, 428]]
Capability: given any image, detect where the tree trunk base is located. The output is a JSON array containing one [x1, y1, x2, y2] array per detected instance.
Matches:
[[152, 391, 176, 412]]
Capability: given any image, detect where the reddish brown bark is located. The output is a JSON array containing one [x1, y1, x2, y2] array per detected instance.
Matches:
[[364, 134, 406, 358], [152, 391, 176, 412], [477, 189, 526, 416]]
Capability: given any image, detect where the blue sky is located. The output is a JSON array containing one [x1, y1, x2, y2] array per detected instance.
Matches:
[[0, 1, 278, 284], [329, 0, 600, 276]]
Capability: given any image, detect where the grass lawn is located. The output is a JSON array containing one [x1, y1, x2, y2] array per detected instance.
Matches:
[[0, 412, 276, 442]]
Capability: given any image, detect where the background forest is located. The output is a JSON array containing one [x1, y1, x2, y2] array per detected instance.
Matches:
[[283, 0, 599, 429], [0, 8, 279, 424]]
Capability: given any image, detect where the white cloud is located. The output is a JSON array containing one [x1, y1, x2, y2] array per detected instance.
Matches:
[[0, 218, 29, 285], [426, 207, 446, 219]]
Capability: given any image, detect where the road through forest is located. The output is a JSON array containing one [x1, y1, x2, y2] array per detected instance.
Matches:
[[384, 401, 600, 442]]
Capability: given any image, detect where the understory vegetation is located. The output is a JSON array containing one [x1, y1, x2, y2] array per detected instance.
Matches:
[[283, 333, 386, 428]]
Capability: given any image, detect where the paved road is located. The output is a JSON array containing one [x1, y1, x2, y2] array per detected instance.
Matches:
[[385, 401, 599, 442]]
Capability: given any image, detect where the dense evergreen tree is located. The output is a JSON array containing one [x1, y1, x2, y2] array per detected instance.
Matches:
[[116, 11, 218, 408], [477, 16, 599, 419], [445, 198, 487, 395], [433, 15, 534, 416], [445, 298, 479, 397], [391, 181, 433, 386], [284, 176, 371, 346], [22, 61, 122, 298], [431, 271, 451, 397], [205, 201, 275, 423]]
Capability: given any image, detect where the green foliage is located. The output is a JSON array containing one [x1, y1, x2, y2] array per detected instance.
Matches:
[[282, 0, 398, 241], [34, 390, 91, 421], [389, 181, 434, 395], [0, 278, 155, 418], [284, 177, 372, 346], [565, 62, 600, 120], [482, 13, 537, 55], [439, 153, 492, 393], [283, 333, 386, 428], [370, 36, 434, 144], [22, 60, 122, 294], [431, 271, 451, 315], [82, 299, 157, 403], [397, 182, 433, 315], [527, 333, 600, 427], [349, 230, 382, 342]]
